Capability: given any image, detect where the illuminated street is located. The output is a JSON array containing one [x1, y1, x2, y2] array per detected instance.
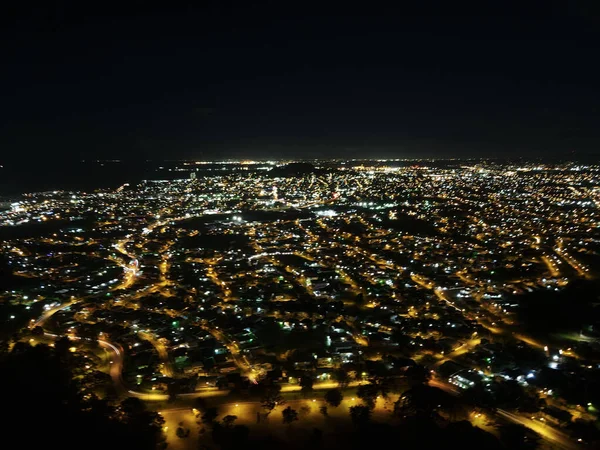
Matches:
[[3, 160, 599, 450]]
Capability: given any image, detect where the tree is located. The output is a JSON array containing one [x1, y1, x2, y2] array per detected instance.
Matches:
[[194, 397, 207, 412], [395, 384, 453, 418], [120, 397, 147, 416], [201, 407, 219, 425], [76, 323, 100, 347], [462, 384, 495, 409], [119, 398, 165, 448], [300, 374, 314, 397], [54, 336, 73, 358], [357, 383, 379, 409], [333, 369, 350, 388], [324, 388, 343, 407], [491, 380, 544, 414], [2, 342, 170, 450], [260, 383, 285, 416], [404, 364, 431, 386], [167, 381, 181, 402], [568, 418, 600, 445], [298, 404, 311, 418], [372, 375, 404, 397], [349, 405, 371, 427], [498, 424, 541, 450], [282, 406, 299, 425], [222, 415, 237, 428]]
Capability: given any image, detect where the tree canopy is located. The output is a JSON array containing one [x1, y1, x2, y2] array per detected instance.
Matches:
[[1, 342, 164, 450], [324, 388, 343, 407]]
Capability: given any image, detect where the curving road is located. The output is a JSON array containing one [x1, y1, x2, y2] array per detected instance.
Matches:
[[137, 331, 174, 378], [43, 331, 170, 400], [32, 299, 79, 328], [496, 409, 583, 450], [429, 379, 586, 450], [42, 328, 588, 449], [43, 330, 359, 403]]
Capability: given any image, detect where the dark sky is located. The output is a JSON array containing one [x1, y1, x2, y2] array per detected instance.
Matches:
[[1, 1, 600, 162]]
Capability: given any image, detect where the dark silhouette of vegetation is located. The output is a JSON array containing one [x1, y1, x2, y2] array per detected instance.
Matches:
[[462, 380, 545, 413], [443, 420, 503, 450], [194, 397, 208, 412], [516, 279, 600, 333], [371, 376, 398, 397], [201, 407, 219, 425], [221, 415, 237, 427], [567, 419, 600, 447], [282, 406, 299, 425], [258, 382, 285, 416], [31, 326, 44, 336], [404, 364, 431, 386], [300, 373, 314, 397], [167, 380, 181, 401], [333, 368, 350, 388], [498, 423, 541, 450], [2, 342, 164, 450], [349, 405, 371, 427], [324, 388, 343, 407], [395, 384, 455, 418], [342, 416, 503, 450], [356, 383, 379, 409], [176, 426, 190, 438], [298, 404, 311, 418]]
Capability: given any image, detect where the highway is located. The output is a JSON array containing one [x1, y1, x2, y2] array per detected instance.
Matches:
[[429, 379, 586, 450], [496, 409, 583, 450]]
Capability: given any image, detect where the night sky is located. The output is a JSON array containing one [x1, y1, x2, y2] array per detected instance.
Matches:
[[2, 1, 600, 162]]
